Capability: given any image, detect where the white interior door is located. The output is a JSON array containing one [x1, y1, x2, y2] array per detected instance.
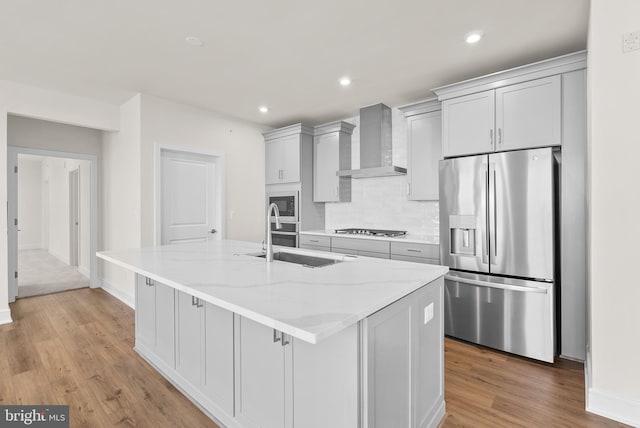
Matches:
[[69, 169, 79, 267], [161, 150, 221, 245]]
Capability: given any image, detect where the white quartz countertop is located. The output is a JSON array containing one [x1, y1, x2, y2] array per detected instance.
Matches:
[[300, 230, 440, 245], [98, 240, 447, 344]]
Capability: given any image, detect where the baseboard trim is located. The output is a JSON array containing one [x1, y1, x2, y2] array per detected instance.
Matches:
[[587, 387, 640, 427], [0, 308, 13, 325], [78, 266, 90, 279], [100, 278, 135, 309]]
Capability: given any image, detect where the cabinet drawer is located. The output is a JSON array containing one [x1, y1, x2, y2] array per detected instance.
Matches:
[[300, 234, 331, 248], [391, 254, 441, 265], [331, 237, 390, 255], [299, 244, 331, 253], [390, 242, 439, 260]]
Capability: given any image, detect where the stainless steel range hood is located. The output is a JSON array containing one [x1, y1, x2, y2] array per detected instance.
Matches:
[[337, 103, 406, 178]]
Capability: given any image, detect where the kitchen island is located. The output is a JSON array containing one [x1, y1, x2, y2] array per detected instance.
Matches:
[[98, 240, 448, 428]]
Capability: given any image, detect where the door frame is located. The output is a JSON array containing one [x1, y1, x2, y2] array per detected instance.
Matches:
[[7, 146, 99, 303], [154, 144, 225, 246], [68, 168, 80, 267]]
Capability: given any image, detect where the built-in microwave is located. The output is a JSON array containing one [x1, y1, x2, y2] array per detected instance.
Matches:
[[267, 191, 298, 222]]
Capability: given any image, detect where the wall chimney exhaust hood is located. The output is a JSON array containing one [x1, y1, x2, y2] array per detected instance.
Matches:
[[337, 103, 406, 178]]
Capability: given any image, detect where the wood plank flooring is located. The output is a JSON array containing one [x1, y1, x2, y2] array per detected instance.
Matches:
[[0, 288, 628, 427]]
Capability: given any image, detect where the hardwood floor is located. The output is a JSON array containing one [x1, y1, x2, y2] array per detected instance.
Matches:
[[0, 289, 218, 427], [0, 288, 628, 427]]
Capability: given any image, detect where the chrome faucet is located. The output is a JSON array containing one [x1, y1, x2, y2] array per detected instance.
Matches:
[[265, 203, 282, 262]]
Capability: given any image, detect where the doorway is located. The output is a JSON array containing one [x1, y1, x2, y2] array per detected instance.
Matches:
[[156, 147, 225, 245], [8, 148, 99, 302]]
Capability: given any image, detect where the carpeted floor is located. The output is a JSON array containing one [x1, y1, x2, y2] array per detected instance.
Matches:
[[18, 249, 89, 298]]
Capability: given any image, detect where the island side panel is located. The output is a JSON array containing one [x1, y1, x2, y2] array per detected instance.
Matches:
[[362, 277, 445, 428], [292, 323, 359, 428]]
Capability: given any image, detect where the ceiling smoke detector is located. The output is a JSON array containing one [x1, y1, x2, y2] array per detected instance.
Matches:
[[185, 36, 204, 47]]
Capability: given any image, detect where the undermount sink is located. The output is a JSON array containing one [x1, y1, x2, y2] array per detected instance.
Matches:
[[250, 251, 342, 268]]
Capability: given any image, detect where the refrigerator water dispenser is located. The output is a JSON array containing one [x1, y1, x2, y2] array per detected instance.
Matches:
[[449, 215, 476, 256]]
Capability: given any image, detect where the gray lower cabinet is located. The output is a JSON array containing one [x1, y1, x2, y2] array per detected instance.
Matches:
[[175, 290, 235, 417], [234, 316, 291, 428], [331, 236, 390, 259], [298, 234, 331, 252], [135, 275, 175, 367], [390, 242, 440, 265], [136, 274, 445, 428]]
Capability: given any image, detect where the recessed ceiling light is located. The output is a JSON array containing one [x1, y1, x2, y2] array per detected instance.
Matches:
[[185, 36, 204, 47], [465, 32, 483, 44], [339, 77, 352, 86], [259, 106, 269, 113]]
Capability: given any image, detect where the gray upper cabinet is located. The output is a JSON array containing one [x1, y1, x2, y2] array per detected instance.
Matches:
[[442, 90, 495, 158], [400, 100, 442, 201], [434, 54, 581, 158], [313, 121, 355, 202], [442, 76, 561, 158], [495, 76, 561, 152], [264, 124, 313, 185]]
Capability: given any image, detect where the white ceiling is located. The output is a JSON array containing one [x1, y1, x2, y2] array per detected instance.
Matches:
[[0, 0, 589, 128]]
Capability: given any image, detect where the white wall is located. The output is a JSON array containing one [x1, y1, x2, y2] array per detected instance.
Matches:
[[0, 81, 119, 320], [139, 94, 267, 246], [324, 107, 439, 237], [100, 95, 141, 303], [41, 157, 91, 273], [17, 158, 43, 250], [588, 0, 640, 425]]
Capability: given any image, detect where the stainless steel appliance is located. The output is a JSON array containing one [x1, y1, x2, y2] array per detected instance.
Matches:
[[267, 191, 298, 222], [270, 222, 298, 248], [334, 228, 407, 237], [440, 147, 556, 362]]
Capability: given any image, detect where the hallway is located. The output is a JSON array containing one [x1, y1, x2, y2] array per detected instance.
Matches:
[[18, 249, 88, 298]]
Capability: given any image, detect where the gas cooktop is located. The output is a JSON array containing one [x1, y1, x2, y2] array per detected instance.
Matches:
[[334, 228, 407, 237]]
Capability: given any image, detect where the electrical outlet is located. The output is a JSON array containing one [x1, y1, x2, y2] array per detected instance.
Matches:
[[424, 303, 434, 325], [623, 31, 640, 53]]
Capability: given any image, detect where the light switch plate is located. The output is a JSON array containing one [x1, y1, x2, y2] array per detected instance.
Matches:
[[623, 31, 640, 53], [424, 303, 434, 325]]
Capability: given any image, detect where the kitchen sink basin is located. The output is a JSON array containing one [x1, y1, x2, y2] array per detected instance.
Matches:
[[249, 251, 342, 268]]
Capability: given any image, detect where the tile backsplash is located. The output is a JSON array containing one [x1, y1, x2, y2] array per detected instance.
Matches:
[[324, 107, 439, 237]]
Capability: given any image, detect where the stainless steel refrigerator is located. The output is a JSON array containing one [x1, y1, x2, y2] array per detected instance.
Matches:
[[439, 147, 556, 362]]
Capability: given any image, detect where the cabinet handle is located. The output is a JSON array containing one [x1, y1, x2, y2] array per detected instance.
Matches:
[[498, 128, 502, 145], [192, 295, 197, 306], [281, 333, 290, 347], [489, 129, 493, 146], [145, 277, 155, 287], [197, 298, 203, 308], [273, 329, 281, 343], [407, 183, 411, 196], [335, 186, 339, 198], [407, 248, 422, 253], [309, 239, 319, 243]]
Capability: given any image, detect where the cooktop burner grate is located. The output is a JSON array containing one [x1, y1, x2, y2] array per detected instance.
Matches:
[[334, 228, 407, 237]]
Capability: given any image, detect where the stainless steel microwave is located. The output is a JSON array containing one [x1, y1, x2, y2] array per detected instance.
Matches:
[[267, 191, 299, 222]]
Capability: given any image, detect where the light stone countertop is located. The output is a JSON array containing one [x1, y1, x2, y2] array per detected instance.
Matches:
[[98, 240, 447, 344], [300, 229, 440, 245]]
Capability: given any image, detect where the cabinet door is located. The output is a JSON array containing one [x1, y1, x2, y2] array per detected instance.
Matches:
[[407, 111, 441, 200], [495, 75, 561, 151], [313, 133, 339, 202], [280, 135, 300, 183], [203, 303, 234, 415], [155, 283, 175, 367], [176, 291, 203, 388], [265, 140, 283, 185], [442, 90, 495, 157], [234, 316, 290, 428], [135, 276, 156, 349]]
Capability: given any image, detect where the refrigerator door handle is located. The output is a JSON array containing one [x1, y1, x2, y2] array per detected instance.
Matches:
[[488, 163, 497, 263], [493, 168, 498, 258], [482, 166, 490, 264], [445, 274, 549, 294]]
